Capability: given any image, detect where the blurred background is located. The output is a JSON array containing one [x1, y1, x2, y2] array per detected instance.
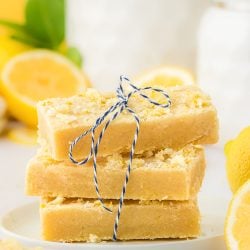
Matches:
[[67, 0, 210, 90], [0, 0, 250, 242]]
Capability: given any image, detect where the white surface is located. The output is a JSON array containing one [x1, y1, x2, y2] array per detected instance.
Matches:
[[0, 139, 231, 249], [0, 197, 227, 250], [0, 140, 37, 216]]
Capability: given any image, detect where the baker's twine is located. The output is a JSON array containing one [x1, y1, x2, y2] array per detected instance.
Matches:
[[69, 75, 171, 241]]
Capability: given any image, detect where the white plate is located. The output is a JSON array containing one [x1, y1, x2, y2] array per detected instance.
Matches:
[[0, 197, 227, 250]]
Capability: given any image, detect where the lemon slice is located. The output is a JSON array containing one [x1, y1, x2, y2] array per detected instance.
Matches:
[[0, 96, 7, 134], [0, 96, 7, 117], [225, 180, 250, 250], [6, 125, 37, 145], [0, 118, 7, 134], [134, 66, 194, 88], [0, 50, 91, 127]]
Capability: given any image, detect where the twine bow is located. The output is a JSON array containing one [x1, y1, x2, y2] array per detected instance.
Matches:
[[69, 75, 171, 241]]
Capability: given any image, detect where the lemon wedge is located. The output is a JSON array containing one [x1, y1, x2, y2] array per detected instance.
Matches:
[[0, 50, 91, 127], [225, 180, 250, 250]]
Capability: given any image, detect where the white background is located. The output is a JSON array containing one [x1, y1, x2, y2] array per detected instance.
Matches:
[[67, 0, 210, 91]]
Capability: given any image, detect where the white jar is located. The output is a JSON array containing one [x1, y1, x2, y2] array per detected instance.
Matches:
[[67, 0, 209, 91], [197, 0, 250, 144]]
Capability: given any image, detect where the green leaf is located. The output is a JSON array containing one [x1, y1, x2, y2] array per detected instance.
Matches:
[[0, 19, 27, 33], [65, 47, 83, 68], [10, 33, 50, 48], [0, 19, 46, 47], [25, 0, 65, 48]]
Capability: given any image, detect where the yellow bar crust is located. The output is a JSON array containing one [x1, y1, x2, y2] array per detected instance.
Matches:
[[26, 145, 205, 200], [37, 86, 218, 160], [40, 197, 200, 242]]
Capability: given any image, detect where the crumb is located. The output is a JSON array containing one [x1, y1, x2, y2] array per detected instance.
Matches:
[[87, 234, 101, 243]]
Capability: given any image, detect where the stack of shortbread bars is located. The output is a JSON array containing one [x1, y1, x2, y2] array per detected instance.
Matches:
[[26, 85, 218, 242]]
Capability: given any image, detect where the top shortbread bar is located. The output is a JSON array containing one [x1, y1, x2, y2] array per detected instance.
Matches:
[[38, 85, 218, 160]]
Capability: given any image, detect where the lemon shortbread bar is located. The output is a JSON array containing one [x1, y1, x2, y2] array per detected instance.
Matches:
[[40, 197, 200, 242], [26, 145, 205, 200], [37, 86, 218, 160]]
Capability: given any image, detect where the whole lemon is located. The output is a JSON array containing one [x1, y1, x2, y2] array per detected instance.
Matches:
[[225, 126, 250, 193], [0, 0, 25, 36]]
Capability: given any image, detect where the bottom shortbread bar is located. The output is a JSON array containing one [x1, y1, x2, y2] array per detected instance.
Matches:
[[40, 197, 200, 242]]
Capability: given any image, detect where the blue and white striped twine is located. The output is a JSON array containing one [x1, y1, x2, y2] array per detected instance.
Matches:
[[69, 75, 171, 241]]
